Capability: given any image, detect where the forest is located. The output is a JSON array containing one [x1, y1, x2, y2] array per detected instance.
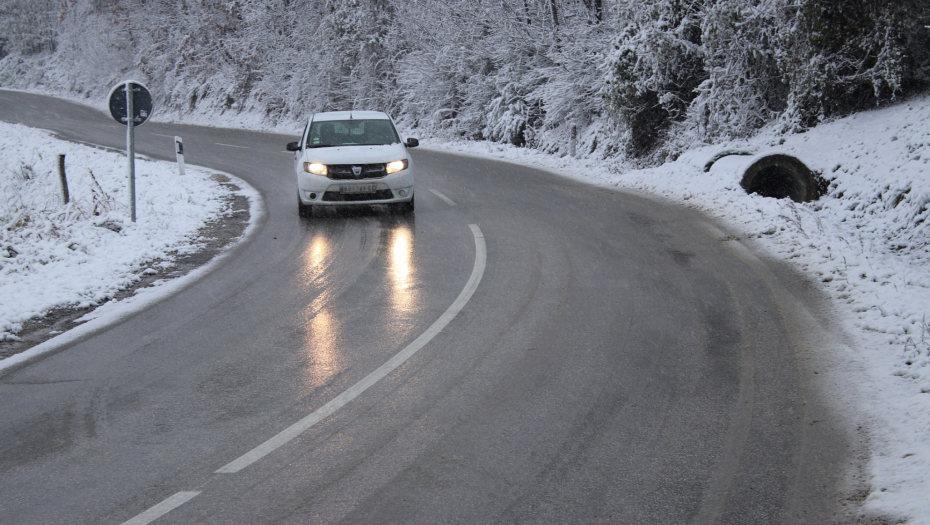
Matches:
[[0, 0, 928, 164]]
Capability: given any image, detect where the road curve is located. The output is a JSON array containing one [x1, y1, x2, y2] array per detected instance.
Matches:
[[0, 91, 854, 524]]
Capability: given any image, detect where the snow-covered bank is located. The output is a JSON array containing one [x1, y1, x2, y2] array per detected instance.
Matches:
[[0, 121, 253, 347], [423, 94, 930, 523]]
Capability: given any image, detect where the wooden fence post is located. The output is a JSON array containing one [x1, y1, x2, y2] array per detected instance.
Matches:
[[58, 154, 69, 205]]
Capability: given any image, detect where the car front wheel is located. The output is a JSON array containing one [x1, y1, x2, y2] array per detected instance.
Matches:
[[392, 195, 414, 214], [298, 194, 312, 217]]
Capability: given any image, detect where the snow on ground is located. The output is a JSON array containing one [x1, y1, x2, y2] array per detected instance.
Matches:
[[0, 121, 244, 344], [422, 94, 930, 523]]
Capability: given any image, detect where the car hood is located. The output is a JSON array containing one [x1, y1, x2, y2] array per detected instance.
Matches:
[[301, 143, 408, 165]]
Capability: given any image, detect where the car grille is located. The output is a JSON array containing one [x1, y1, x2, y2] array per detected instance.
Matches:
[[322, 189, 395, 202], [327, 164, 388, 180]]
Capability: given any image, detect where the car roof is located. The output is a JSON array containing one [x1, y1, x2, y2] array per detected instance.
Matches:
[[311, 111, 392, 122]]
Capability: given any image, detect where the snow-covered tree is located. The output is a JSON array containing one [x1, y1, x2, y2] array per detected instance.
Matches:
[[687, 0, 787, 141], [0, 0, 61, 57], [601, 0, 705, 158], [780, 0, 930, 128], [316, 0, 394, 111]]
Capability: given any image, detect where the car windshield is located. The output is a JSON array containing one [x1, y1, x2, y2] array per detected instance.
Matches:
[[307, 119, 400, 148]]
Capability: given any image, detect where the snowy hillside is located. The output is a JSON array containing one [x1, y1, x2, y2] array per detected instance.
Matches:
[[0, 0, 927, 164]]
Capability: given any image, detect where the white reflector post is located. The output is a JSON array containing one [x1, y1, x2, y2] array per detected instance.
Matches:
[[174, 136, 186, 176]]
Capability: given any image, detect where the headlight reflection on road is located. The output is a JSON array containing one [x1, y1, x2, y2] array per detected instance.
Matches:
[[302, 308, 344, 388], [300, 234, 344, 388], [302, 234, 331, 282], [389, 225, 418, 315]]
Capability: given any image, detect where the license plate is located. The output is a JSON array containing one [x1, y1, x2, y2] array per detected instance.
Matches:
[[339, 183, 378, 194]]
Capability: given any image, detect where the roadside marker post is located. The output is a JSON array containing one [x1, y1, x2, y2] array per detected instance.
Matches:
[[174, 136, 186, 176], [57, 154, 69, 205], [570, 124, 577, 158], [108, 81, 153, 222]]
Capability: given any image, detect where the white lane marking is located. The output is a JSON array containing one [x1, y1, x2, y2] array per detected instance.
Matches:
[[121, 491, 200, 525], [215, 142, 249, 149], [216, 224, 487, 474], [152, 133, 175, 138], [429, 189, 457, 206]]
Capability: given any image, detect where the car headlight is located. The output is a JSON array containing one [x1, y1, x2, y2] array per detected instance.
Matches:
[[386, 159, 408, 174], [304, 162, 327, 175]]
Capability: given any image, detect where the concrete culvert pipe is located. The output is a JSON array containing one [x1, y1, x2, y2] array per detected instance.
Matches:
[[739, 154, 824, 202], [703, 149, 753, 172]]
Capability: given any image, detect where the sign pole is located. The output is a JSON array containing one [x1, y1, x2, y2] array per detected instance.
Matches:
[[109, 80, 152, 223], [126, 81, 136, 222]]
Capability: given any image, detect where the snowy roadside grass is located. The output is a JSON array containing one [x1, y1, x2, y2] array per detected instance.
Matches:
[[0, 121, 229, 342], [423, 93, 930, 523]]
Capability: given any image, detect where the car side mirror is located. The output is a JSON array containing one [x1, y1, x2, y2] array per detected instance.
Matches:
[[286, 141, 301, 152], [405, 138, 419, 148]]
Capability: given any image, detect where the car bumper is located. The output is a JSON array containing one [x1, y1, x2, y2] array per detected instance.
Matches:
[[297, 171, 414, 206]]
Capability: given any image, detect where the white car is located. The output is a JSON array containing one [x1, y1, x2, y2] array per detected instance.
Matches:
[[287, 111, 418, 216]]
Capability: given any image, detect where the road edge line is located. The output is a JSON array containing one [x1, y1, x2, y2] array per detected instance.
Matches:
[[121, 491, 201, 525]]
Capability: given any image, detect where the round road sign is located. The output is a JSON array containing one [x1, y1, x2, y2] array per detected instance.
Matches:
[[108, 81, 153, 126]]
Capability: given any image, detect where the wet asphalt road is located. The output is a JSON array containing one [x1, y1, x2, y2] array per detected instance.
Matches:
[[0, 91, 853, 524]]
